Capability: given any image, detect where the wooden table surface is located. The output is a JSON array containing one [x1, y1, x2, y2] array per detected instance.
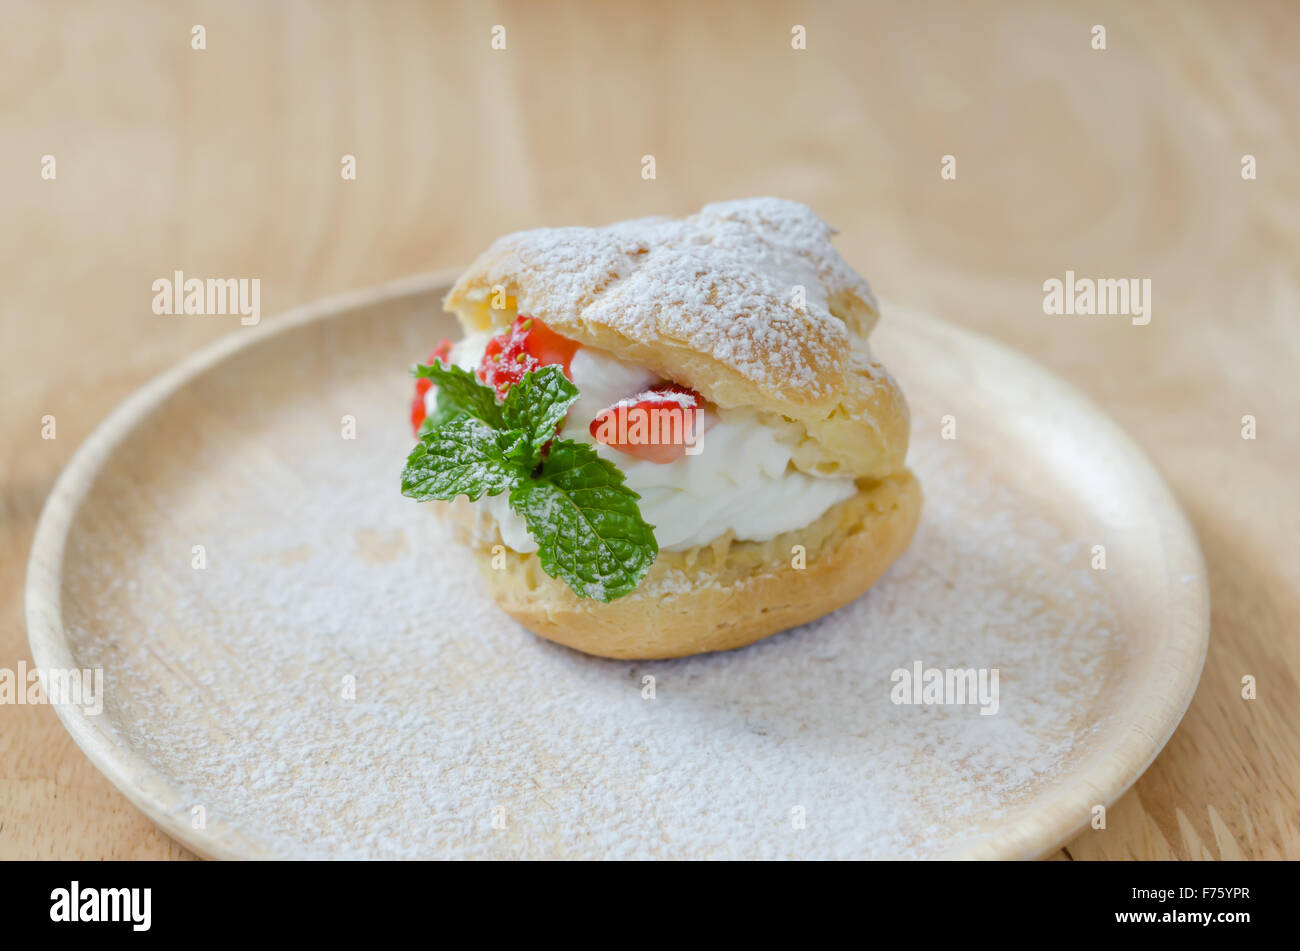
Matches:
[[2, 0, 1297, 860]]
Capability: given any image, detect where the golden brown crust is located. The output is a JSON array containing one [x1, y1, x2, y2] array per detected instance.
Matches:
[[443, 198, 909, 480], [441, 471, 922, 660]]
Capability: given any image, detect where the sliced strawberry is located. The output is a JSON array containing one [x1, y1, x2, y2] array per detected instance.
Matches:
[[410, 338, 454, 433], [523, 318, 580, 373], [428, 339, 453, 365], [410, 393, 427, 434], [477, 315, 578, 398], [589, 383, 710, 464]]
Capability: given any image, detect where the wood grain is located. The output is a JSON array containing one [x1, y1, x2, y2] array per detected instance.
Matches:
[[1, 0, 1297, 859]]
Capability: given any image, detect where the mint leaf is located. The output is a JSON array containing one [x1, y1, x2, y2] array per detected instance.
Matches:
[[412, 361, 502, 427], [401, 415, 528, 502], [500, 364, 580, 467], [507, 440, 658, 602], [403, 360, 659, 601]]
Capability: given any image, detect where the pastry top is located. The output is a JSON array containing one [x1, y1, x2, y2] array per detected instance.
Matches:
[[444, 198, 909, 479]]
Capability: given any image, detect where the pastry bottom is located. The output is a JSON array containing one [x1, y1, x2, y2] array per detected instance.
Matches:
[[440, 471, 922, 660]]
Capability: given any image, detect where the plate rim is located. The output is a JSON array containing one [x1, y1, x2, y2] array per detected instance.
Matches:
[[25, 272, 1210, 860]]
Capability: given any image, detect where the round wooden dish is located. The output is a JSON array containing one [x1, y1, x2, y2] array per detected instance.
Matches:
[[27, 271, 1209, 859]]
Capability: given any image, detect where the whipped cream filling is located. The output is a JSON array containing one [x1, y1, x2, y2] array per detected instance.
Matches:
[[430, 331, 858, 553]]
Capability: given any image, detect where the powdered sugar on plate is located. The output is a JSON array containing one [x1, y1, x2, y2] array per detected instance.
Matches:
[[55, 305, 1128, 860]]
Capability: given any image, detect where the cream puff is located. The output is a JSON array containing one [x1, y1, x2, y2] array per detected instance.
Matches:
[[402, 198, 920, 660]]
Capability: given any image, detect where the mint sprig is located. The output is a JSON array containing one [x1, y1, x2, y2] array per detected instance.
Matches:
[[402, 363, 658, 601]]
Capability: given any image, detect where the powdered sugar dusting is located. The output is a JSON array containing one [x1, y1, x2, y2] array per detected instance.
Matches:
[[608, 388, 698, 410], [456, 198, 876, 399], [53, 307, 1129, 860]]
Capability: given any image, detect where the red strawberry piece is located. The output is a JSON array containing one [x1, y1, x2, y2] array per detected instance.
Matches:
[[522, 318, 580, 373], [477, 315, 578, 398], [589, 383, 708, 464], [428, 339, 454, 365], [410, 338, 454, 433], [410, 393, 427, 434]]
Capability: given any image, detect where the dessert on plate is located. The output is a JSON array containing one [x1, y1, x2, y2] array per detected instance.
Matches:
[[401, 197, 920, 659]]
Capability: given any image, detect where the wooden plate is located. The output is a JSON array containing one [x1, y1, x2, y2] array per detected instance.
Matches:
[[26, 271, 1209, 859]]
